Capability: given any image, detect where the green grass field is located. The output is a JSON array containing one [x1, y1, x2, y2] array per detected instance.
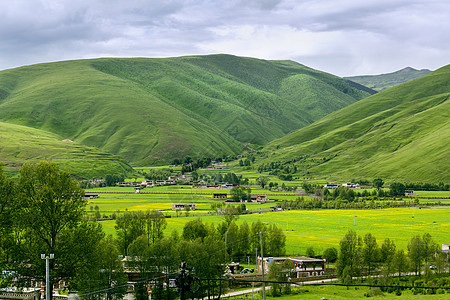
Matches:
[[0, 121, 132, 178], [86, 184, 294, 214], [99, 206, 450, 255], [248, 285, 448, 299]]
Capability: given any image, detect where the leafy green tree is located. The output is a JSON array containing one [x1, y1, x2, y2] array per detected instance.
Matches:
[[144, 210, 167, 245], [268, 260, 282, 296], [256, 176, 269, 189], [182, 218, 209, 241], [0, 164, 17, 275], [251, 220, 267, 256], [421, 232, 439, 266], [362, 233, 379, 275], [18, 161, 86, 253], [380, 238, 396, 264], [337, 230, 362, 278], [302, 182, 316, 194], [391, 249, 409, 280], [115, 212, 145, 255], [267, 224, 286, 256], [306, 247, 315, 257], [323, 247, 338, 263], [225, 221, 239, 257], [70, 230, 127, 300], [238, 221, 250, 256], [221, 205, 240, 226], [230, 186, 250, 202], [390, 182, 406, 196], [373, 178, 384, 189], [408, 235, 423, 275]]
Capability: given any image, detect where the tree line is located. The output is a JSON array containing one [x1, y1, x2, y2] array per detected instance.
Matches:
[[336, 231, 449, 295], [279, 196, 422, 210], [0, 161, 286, 299]]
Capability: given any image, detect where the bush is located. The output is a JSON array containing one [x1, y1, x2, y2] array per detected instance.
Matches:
[[364, 287, 383, 297]]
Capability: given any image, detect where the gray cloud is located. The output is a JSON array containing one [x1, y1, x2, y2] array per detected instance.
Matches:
[[0, 0, 448, 76]]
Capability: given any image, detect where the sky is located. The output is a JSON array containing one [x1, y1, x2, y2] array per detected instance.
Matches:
[[0, 0, 449, 76]]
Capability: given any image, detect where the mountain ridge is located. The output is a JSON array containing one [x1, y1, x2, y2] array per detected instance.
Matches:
[[345, 66, 431, 91], [0, 54, 374, 165], [263, 64, 450, 182]]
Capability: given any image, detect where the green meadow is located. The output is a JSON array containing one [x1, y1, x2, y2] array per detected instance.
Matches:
[[86, 185, 291, 213], [0, 121, 132, 178], [250, 285, 448, 299], [99, 206, 450, 255]]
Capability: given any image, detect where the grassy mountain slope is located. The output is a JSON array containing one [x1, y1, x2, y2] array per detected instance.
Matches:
[[345, 67, 431, 91], [0, 55, 373, 165], [264, 65, 450, 182], [0, 121, 132, 178]]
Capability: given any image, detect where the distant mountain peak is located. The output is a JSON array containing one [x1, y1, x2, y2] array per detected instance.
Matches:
[[345, 67, 432, 91], [398, 66, 416, 72]]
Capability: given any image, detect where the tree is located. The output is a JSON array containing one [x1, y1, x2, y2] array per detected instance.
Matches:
[[230, 186, 250, 202], [380, 238, 396, 264], [408, 235, 423, 275], [251, 220, 267, 255], [390, 182, 406, 196], [421, 233, 438, 266], [182, 218, 208, 241], [184, 204, 191, 217], [0, 164, 17, 271], [391, 249, 408, 280], [323, 247, 338, 263], [238, 222, 250, 256], [267, 224, 286, 256], [373, 178, 384, 189], [226, 222, 239, 257], [115, 212, 145, 255], [144, 210, 167, 245], [268, 261, 282, 297], [221, 205, 239, 226], [256, 176, 269, 189], [337, 230, 362, 279], [64, 226, 127, 300], [18, 161, 86, 253], [362, 233, 379, 275], [306, 247, 315, 257]]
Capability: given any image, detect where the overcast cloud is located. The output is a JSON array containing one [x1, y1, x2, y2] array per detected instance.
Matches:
[[0, 0, 448, 76]]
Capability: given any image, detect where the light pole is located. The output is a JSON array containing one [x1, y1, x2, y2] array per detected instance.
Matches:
[[41, 254, 54, 300], [259, 232, 266, 300]]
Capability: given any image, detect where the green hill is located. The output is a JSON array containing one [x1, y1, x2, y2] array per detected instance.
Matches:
[[0, 121, 132, 178], [264, 65, 450, 182], [0, 55, 374, 165], [345, 67, 431, 91]]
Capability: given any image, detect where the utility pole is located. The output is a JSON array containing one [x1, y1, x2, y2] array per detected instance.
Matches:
[[259, 232, 266, 300], [41, 254, 54, 300], [225, 231, 228, 262]]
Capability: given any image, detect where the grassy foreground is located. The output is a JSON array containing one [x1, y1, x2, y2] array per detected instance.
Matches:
[[245, 285, 448, 299]]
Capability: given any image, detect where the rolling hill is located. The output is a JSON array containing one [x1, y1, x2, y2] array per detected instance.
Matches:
[[0, 121, 132, 178], [0, 55, 374, 165], [345, 67, 431, 91], [263, 65, 450, 182]]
